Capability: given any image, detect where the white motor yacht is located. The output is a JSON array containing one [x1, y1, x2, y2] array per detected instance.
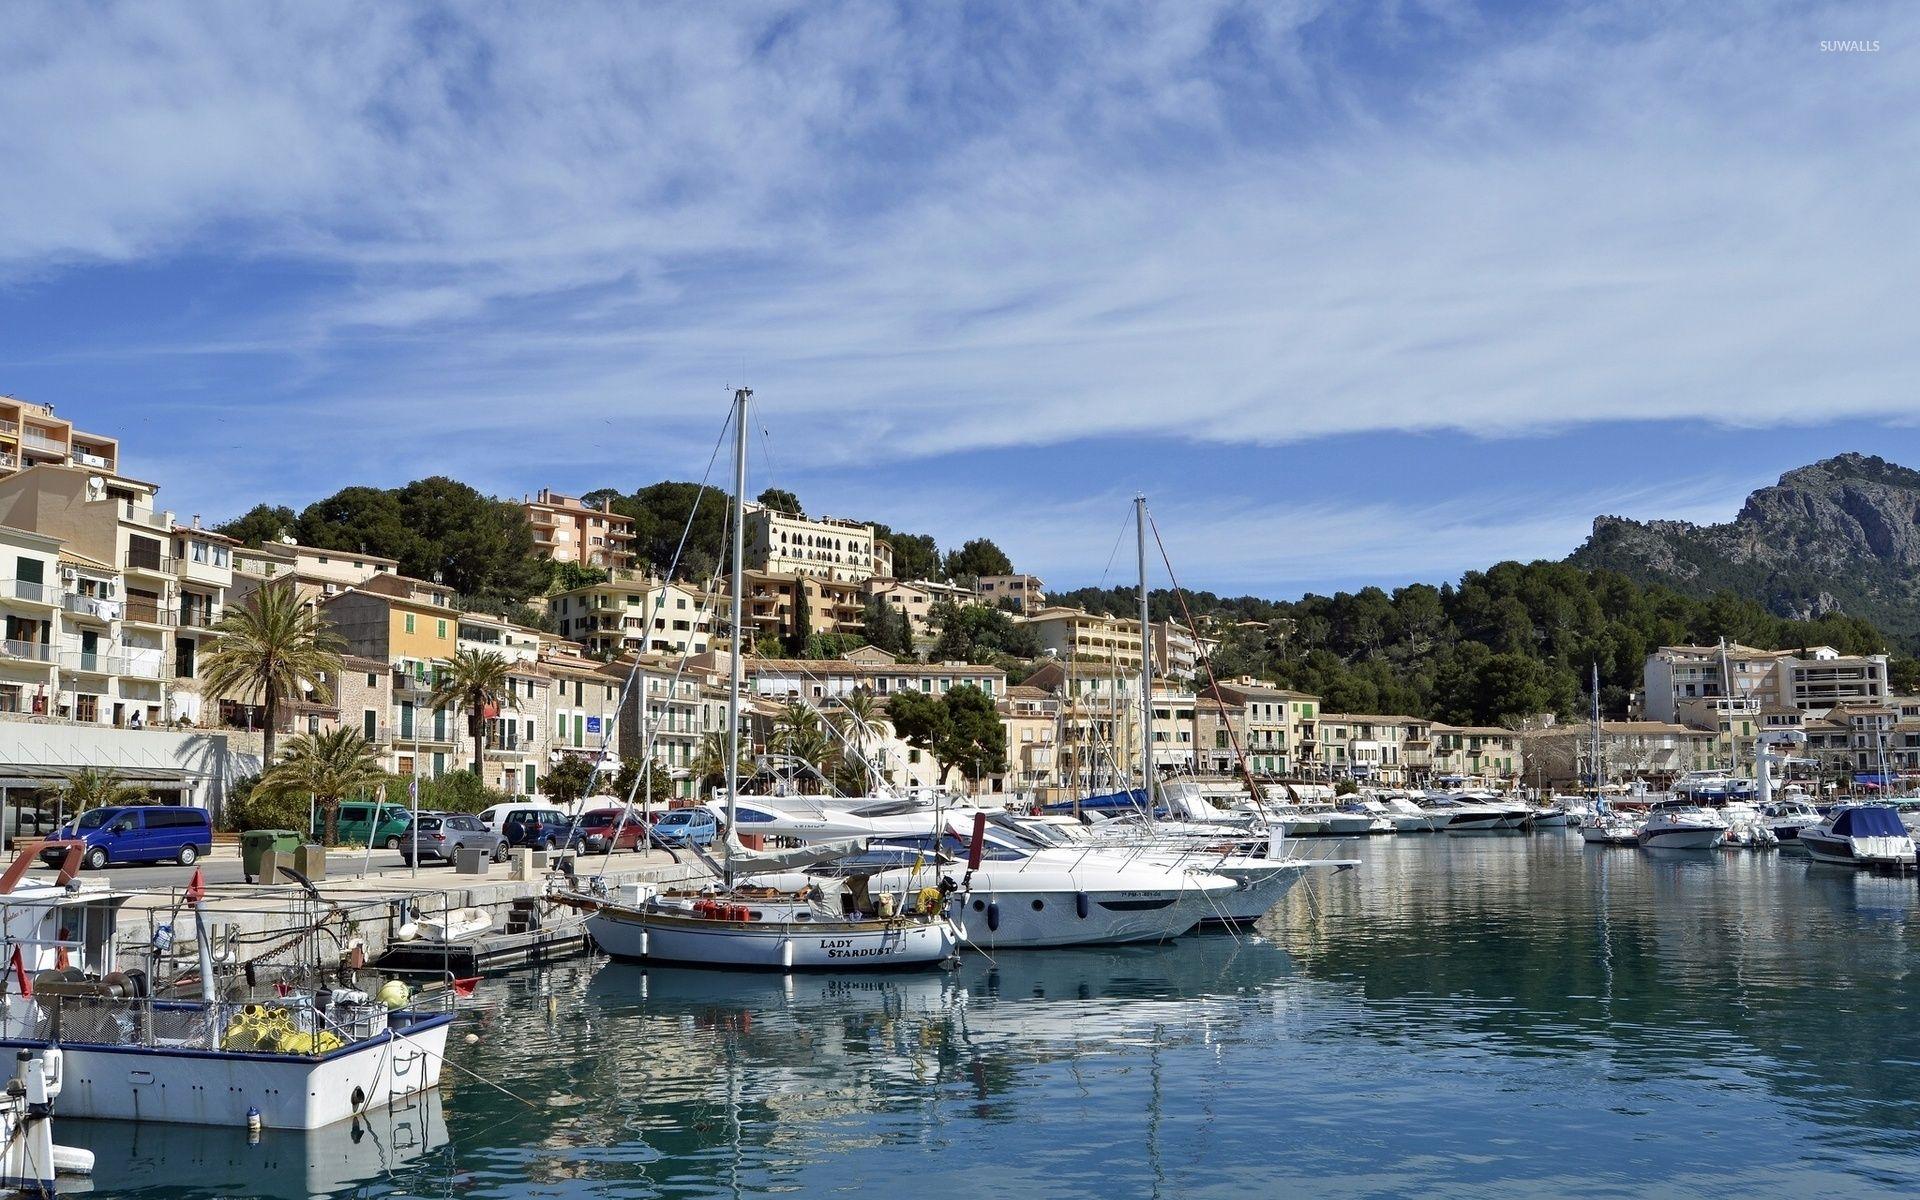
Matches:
[[1418, 794, 1507, 831], [1761, 799, 1822, 842], [1372, 793, 1443, 832], [1636, 800, 1726, 850]]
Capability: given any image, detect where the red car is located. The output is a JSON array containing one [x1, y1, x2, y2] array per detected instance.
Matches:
[[575, 808, 651, 854]]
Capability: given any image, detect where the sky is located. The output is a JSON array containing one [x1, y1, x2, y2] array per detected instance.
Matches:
[[2, 1, 1916, 599]]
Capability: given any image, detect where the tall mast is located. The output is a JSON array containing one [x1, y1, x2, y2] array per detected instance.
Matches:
[[1137, 495, 1154, 811], [1590, 661, 1601, 795], [726, 387, 750, 863]]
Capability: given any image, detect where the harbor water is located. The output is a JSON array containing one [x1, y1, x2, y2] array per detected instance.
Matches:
[[73, 832, 1920, 1198]]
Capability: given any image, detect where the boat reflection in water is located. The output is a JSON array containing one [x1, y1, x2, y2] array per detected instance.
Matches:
[[59, 1089, 445, 1199]]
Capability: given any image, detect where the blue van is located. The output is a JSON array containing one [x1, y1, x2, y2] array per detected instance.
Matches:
[[41, 805, 215, 870]]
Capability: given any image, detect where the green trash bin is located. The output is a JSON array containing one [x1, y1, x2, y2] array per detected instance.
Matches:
[[240, 829, 300, 883]]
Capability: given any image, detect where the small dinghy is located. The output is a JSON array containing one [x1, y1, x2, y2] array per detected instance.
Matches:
[[410, 908, 494, 943]]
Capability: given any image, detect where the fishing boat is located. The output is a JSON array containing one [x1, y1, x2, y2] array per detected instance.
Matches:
[[1798, 805, 1917, 868], [561, 388, 959, 972], [0, 861, 453, 1130]]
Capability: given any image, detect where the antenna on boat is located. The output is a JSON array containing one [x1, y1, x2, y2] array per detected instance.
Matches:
[[725, 385, 751, 891]]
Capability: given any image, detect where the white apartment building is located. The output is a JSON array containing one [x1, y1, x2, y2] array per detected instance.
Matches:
[[1643, 643, 1890, 723], [744, 505, 881, 583], [549, 575, 713, 659]]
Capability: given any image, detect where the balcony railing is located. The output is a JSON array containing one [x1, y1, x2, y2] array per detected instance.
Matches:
[[122, 603, 175, 627], [63, 593, 120, 621], [1, 578, 60, 606], [117, 655, 168, 680], [61, 651, 124, 675], [121, 506, 172, 532], [123, 551, 176, 574], [0, 453, 16, 471], [177, 606, 223, 629], [73, 452, 111, 469], [0, 640, 55, 664], [20, 431, 66, 455]]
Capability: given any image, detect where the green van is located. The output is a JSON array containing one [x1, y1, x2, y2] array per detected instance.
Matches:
[[323, 802, 414, 849]]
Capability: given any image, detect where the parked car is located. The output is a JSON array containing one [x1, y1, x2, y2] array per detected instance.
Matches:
[[324, 802, 413, 849], [478, 804, 570, 840], [575, 807, 651, 854], [492, 805, 580, 850], [399, 813, 508, 865], [40, 805, 214, 870], [651, 807, 718, 848]]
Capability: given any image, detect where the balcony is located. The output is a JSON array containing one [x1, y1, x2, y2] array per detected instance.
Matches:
[[0, 452, 16, 472], [60, 592, 117, 622], [0, 419, 16, 436], [118, 655, 169, 680], [61, 651, 124, 675], [72, 451, 111, 469], [122, 602, 175, 627], [123, 551, 176, 575], [0, 578, 60, 608], [0, 640, 55, 665], [177, 605, 222, 630], [120, 506, 172, 532], [20, 431, 66, 456]]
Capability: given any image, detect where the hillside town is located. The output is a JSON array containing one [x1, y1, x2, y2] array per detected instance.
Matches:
[[1, 395, 1912, 828]]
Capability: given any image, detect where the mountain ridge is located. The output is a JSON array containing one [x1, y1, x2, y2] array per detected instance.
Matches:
[[1569, 452, 1920, 648]]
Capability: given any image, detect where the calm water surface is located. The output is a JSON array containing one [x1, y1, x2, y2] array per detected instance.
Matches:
[[74, 834, 1920, 1198]]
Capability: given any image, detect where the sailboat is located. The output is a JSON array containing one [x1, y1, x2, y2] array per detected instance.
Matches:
[[561, 387, 960, 971]]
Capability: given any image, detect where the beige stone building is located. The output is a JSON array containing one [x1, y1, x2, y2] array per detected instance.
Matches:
[[1205, 678, 1320, 778], [1427, 723, 1522, 784], [524, 488, 636, 571], [745, 506, 881, 582], [1521, 720, 1719, 789], [1021, 606, 1145, 674], [1318, 714, 1432, 786], [0, 396, 119, 480], [1000, 684, 1060, 794], [976, 573, 1045, 614], [727, 569, 867, 647]]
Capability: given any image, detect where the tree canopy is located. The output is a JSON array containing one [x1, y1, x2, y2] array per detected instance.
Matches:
[[887, 684, 1008, 788], [943, 538, 1013, 581]]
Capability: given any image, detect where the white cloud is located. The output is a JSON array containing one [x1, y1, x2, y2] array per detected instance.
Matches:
[[2, 1, 1916, 516]]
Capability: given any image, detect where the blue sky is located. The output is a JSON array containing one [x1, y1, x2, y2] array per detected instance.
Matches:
[[2, 1, 1916, 597]]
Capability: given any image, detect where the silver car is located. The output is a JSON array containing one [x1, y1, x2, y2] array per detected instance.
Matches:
[[400, 813, 508, 865]]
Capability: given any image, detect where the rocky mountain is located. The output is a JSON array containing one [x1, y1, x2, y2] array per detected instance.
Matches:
[[1570, 453, 1920, 648]]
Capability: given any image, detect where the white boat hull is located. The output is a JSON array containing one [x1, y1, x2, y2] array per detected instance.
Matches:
[[1638, 827, 1722, 849], [0, 1014, 450, 1130], [588, 906, 957, 970]]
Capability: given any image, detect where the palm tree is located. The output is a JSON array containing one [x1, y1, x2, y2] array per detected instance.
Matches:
[[427, 649, 515, 780], [773, 702, 838, 793], [690, 731, 753, 799], [199, 583, 345, 766], [830, 690, 886, 789], [53, 767, 147, 827], [255, 728, 386, 844]]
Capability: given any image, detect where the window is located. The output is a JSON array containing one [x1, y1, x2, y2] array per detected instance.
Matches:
[[436, 619, 448, 639], [404, 614, 415, 634], [367, 672, 378, 687]]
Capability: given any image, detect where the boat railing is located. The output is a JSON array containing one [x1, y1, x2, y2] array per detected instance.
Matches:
[[26, 992, 397, 1053]]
